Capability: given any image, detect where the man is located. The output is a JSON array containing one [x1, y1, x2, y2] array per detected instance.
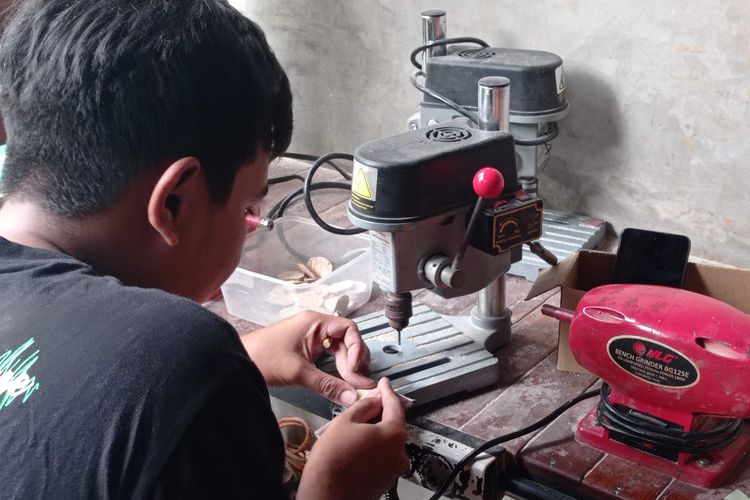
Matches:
[[0, 1, 409, 498]]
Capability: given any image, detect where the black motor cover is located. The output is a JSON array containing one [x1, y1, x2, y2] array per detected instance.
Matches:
[[424, 46, 567, 117], [350, 119, 518, 225]]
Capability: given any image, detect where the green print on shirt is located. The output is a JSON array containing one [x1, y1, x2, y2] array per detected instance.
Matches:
[[0, 337, 40, 409]]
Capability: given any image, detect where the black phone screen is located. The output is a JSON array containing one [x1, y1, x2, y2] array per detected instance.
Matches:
[[611, 228, 691, 288]]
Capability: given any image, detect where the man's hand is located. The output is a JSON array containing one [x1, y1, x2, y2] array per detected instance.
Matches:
[[241, 310, 375, 405], [297, 378, 410, 500]]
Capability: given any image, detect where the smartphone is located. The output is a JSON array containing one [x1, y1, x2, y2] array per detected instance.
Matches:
[[611, 228, 691, 288]]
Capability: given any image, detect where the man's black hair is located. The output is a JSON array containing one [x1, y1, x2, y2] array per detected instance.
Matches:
[[0, 0, 293, 216]]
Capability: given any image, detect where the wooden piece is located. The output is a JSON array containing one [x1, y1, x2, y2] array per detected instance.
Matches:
[[421, 297, 562, 429], [278, 270, 305, 281], [458, 350, 597, 456], [308, 256, 333, 278], [657, 452, 750, 499], [518, 380, 603, 493], [581, 455, 674, 500], [296, 262, 317, 280]]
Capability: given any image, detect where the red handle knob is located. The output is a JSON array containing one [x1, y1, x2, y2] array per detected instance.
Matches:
[[472, 167, 505, 199]]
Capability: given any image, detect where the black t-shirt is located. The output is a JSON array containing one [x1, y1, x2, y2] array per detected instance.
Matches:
[[0, 237, 287, 499]]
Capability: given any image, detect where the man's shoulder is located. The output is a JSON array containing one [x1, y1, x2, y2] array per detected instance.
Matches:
[[91, 283, 252, 381]]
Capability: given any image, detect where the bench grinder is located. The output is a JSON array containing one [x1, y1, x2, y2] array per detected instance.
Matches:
[[340, 77, 553, 406], [543, 284, 750, 488]]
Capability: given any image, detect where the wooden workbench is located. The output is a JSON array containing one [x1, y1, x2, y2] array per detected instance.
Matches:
[[206, 158, 750, 499]]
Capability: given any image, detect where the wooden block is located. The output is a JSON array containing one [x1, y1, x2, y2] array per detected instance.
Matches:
[[581, 455, 673, 500], [518, 380, 603, 492], [655, 480, 714, 500], [417, 296, 565, 430], [420, 302, 557, 429], [458, 351, 597, 456], [657, 451, 750, 499]]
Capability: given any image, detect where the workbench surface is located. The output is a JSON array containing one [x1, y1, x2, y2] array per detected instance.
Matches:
[[206, 159, 750, 499]]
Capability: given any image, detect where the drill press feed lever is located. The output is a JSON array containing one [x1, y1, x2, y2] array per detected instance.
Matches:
[[543, 284, 750, 488]]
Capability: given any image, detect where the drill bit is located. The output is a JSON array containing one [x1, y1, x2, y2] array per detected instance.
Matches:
[[385, 292, 412, 346]]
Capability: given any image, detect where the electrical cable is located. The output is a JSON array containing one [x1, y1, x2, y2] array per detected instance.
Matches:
[[266, 152, 354, 221], [303, 153, 365, 235], [268, 174, 305, 185], [410, 70, 479, 124], [409, 37, 489, 70], [283, 152, 351, 180], [596, 383, 743, 454], [267, 181, 352, 221], [428, 389, 599, 500]]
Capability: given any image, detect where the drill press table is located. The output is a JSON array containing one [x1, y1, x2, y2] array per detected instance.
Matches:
[[204, 158, 750, 499]]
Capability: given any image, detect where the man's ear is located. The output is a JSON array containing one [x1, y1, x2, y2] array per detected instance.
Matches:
[[147, 157, 203, 247]]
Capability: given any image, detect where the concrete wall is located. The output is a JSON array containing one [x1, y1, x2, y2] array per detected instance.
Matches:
[[230, 0, 750, 267]]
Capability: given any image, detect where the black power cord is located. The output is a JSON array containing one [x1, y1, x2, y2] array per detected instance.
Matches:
[[410, 70, 479, 124], [303, 152, 365, 236], [282, 152, 351, 180], [409, 37, 490, 70], [266, 153, 354, 221], [427, 389, 599, 500], [596, 383, 743, 454]]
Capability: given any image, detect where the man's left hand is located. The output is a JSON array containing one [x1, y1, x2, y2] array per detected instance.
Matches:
[[241, 310, 375, 405]]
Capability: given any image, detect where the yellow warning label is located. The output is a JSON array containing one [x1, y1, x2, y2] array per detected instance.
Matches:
[[353, 168, 373, 199], [555, 65, 565, 94]]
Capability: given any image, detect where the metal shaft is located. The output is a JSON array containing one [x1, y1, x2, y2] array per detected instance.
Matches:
[[421, 9, 446, 67], [478, 76, 510, 132], [451, 197, 485, 271], [477, 274, 506, 317], [541, 304, 575, 323], [476, 76, 511, 321]]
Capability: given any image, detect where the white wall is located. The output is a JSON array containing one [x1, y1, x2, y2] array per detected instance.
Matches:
[[231, 0, 750, 267]]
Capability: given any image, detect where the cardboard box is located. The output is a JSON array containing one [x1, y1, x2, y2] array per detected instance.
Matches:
[[526, 250, 750, 373]]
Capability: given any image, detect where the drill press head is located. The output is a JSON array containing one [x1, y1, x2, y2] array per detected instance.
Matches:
[[347, 117, 543, 332]]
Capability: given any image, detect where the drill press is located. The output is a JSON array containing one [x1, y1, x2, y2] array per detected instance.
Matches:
[[333, 77, 548, 406], [409, 10, 605, 280]]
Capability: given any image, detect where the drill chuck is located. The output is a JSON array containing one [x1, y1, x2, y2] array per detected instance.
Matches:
[[385, 291, 413, 333]]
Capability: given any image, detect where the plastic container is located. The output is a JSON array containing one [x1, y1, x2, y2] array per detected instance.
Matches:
[[221, 216, 372, 326]]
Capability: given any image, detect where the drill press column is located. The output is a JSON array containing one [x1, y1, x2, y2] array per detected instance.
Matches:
[[469, 77, 514, 351]]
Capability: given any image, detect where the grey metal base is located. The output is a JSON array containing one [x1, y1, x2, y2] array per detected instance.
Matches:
[[511, 209, 607, 281], [317, 303, 500, 408]]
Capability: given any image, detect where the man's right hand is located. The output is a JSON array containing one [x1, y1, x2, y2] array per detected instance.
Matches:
[[297, 378, 410, 500]]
